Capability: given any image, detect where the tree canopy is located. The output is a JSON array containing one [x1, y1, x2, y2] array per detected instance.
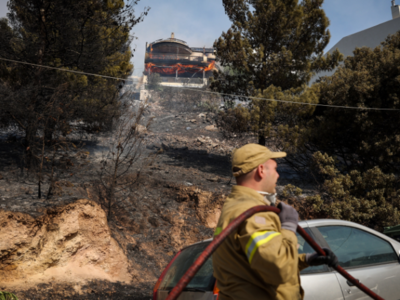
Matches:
[[302, 32, 400, 174], [211, 0, 341, 145], [0, 0, 149, 168], [286, 32, 400, 230]]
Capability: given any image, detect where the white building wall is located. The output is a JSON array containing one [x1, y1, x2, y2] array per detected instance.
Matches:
[[311, 17, 400, 84]]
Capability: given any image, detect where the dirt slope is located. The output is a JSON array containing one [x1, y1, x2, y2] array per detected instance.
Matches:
[[0, 200, 131, 292], [0, 183, 226, 299], [0, 96, 279, 298]]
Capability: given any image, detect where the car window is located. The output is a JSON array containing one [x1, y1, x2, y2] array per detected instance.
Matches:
[[297, 229, 329, 274], [318, 226, 398, 269], [159, 242, 215, 291]]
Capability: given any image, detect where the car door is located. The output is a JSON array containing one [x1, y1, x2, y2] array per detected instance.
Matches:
[[316, 225, 400, 300], [156, 241, 216, 300], [297, 227, 344, 300]]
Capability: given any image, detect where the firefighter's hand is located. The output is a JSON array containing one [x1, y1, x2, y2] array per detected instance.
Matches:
[[306, 248, 339, 268], [277, 202, 298, 233]]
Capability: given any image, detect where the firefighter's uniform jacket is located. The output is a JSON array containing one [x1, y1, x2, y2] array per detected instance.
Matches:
[[212, 185, 309, 300]]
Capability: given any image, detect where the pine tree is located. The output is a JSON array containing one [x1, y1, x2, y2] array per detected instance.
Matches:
[[284, 33, 400, 230], [0, 0, 149, 168], [211, 0, 341, 145], [306, 32, 400, 174]]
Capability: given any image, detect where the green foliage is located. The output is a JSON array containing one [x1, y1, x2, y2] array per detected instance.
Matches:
[[282, 184, 303, 197], [0, 0, 143, 127], [304, 152, 400, 231], [0, 292, 18, 300], [0, 0, 149, 169], [277, 32, 400, 230], [216, 84, 318, 144], [211, 0, 342, 144], [304, 31, 400, 174], [197, 99, 220, 114]]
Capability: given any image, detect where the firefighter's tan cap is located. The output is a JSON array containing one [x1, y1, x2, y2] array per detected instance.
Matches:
[[232, 144, 286, 177]]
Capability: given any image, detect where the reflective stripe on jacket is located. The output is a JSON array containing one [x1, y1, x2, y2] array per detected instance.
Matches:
[[212, 185, 309, 300]]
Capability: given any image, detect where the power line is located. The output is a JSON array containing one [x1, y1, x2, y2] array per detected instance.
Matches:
[[1, 56, 399, 112], [174, 87, 400, 111], [0, 57, 130, 81]]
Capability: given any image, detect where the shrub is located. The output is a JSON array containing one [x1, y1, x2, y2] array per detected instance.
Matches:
[[0, 292, 18, 300], [301, 152, 400, 231]]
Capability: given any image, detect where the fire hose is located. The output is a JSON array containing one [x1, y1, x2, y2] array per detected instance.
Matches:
[[165, 205, 384, 300]]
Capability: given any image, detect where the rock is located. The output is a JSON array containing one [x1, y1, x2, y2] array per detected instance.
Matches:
[[197, 137, 206, 144], [205, 209, 221, 228], [190, 119, 196, 123], [161, 142, 169, 150], [207, 177, 219, 182], [205, 125, 218, 132], [186, 127, 191, 130], [184, 182, 193, 186], [147, 143, 161, 150], [135, 124, 147, 134], [198, 113, 206, 118], [193, 190, 212, 208]]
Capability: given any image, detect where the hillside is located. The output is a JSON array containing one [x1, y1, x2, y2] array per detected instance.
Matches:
[[0, 93, 306, 299]]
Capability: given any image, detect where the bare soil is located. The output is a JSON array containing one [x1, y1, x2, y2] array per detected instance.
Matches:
[[0, 95, 310, 299]]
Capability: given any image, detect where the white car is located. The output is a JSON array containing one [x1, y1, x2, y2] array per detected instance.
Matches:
[[153, 219, 400, 300]]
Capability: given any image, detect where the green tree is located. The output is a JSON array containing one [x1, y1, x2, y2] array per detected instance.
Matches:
[[216, 84, 319, 149], [211, 0, 341, 145], [303, 152, 400, 231], [0, 0, 149, 169], [283, 33, 400, 230], [302, 32, 400, 174]]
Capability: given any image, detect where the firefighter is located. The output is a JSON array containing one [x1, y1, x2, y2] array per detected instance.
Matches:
[[212, 144, 338, 300]]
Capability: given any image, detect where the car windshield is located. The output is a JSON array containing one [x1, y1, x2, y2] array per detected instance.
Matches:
[[159, 242, 215, 291]]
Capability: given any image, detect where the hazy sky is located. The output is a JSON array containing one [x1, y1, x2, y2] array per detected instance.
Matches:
[[0, 0, 397, 76]]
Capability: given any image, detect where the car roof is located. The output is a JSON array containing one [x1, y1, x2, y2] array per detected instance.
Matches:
[[183, 219, 400, 250]]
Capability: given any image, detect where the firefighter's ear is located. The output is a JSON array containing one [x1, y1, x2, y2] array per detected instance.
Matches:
[[255, 163, 265, 179]]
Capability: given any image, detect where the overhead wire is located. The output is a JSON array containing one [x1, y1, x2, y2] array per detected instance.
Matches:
[[0, 57, 129, 81], [171, 86, 400, 111], [1, 56, 399, 112]]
